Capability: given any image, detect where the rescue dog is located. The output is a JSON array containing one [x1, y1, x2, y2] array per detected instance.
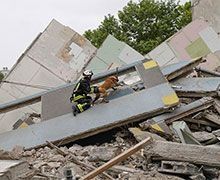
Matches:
[[93, 75, 120, 104]]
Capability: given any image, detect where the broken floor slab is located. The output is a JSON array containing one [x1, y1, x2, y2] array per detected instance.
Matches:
[[140, 97, 214, 133], [161, 57, 203, 81], [195, 67, 220, 77], [172, 77, 220, 97], [145, 140, 220, 167], [0, 82, 178, 150]]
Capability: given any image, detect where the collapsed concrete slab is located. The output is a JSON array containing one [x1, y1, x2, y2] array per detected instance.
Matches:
[[161, 57, 203, 81], [0, 59, 179, 150], [145, 140, 220, 167], [0, 84, 177, 151], [172, 77, 220, 97], [140, 97, 214, 134]]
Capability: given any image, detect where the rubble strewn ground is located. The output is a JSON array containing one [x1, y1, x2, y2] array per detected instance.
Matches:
[[1, 63, 220, 179], [1, 97, 220, 180]]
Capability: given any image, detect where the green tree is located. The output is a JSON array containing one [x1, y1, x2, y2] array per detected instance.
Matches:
[[0, 72, 4, 81], [84, 0, 192, 55]]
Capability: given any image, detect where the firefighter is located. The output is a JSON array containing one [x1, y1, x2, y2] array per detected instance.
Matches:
[[70, 70, 98, 116]]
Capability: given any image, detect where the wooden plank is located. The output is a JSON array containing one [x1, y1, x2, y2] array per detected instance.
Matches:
[[183, 118, 219, 128], [145, 140, 220, 167], [203, 112, 220, 126], [214, 99, 220, 115], [82, 137, 152, 180]]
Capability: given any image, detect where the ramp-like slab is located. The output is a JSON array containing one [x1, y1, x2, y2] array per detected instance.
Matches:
[[0, 83, 177, 151]]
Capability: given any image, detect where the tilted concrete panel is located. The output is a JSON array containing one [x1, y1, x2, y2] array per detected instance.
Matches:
[[0, 19, 96, 133], [172, 77, 220, 97], [87, 35, 144, 74], [0, 84, 178, 151], [41, 85, 73, 121]]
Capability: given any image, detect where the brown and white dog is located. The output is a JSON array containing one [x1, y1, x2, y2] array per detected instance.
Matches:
[[93, 76, 120, 104]]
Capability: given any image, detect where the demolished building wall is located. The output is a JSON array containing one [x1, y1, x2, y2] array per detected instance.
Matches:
[[86, 34, 144, 74], [0, 19, 96, 134], [145, 19, 220, 71], [192, 0, 220, 34]]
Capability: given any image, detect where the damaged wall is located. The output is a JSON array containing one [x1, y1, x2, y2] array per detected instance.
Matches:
[[192, 0, 220, 34], [145, 19, 220, 71], [87, 35, 144, 74], [0, 19, 96, 134]]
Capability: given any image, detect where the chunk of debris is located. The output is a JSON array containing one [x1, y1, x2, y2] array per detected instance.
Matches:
[[0, 160, 33, 180], [192, 131, 216, 142], [158, 161, 200, 176], [212, 129, 220, 137], [140, 97, 214, 134], [189, 173, 206, 180], [172, 121, 201, 145], [172, 77, 220, 97], [144, 140, 220, 167], [129, 127, 166, 142], [86, 146, 120, 162], [203, 111, 220, 126]]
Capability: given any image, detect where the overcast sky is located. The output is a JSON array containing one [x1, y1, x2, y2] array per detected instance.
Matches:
[[0, 0, 188, 70]]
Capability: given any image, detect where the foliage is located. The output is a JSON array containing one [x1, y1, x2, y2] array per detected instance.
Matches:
[[84, 0, 192, 54]]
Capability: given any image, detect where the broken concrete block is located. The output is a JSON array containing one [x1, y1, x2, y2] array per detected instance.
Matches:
[[172, 121, 201, 145], [158, 161, 200, 175], [47, 162, 62, 168], [212, 129, 220, 137], [192, 131, 216, 142], [9, 145, 24, 159], [202, 166, 220, 179], [0, 160, 32, 180], [127, 171, 185, 180], [129, 127, 166, 142], [86, 146, 120, 162], [49, 154, 65, 162], [60, 163, 83, 179], [189, 173, 206, 180], [140, 97, 214, 135], [0, 149, 13, 160], [144, 140, 220, 167]]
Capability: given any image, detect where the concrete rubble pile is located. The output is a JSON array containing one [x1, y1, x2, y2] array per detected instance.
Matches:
[[1, 17, 220, 179], [1, 56, 220, 180]]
